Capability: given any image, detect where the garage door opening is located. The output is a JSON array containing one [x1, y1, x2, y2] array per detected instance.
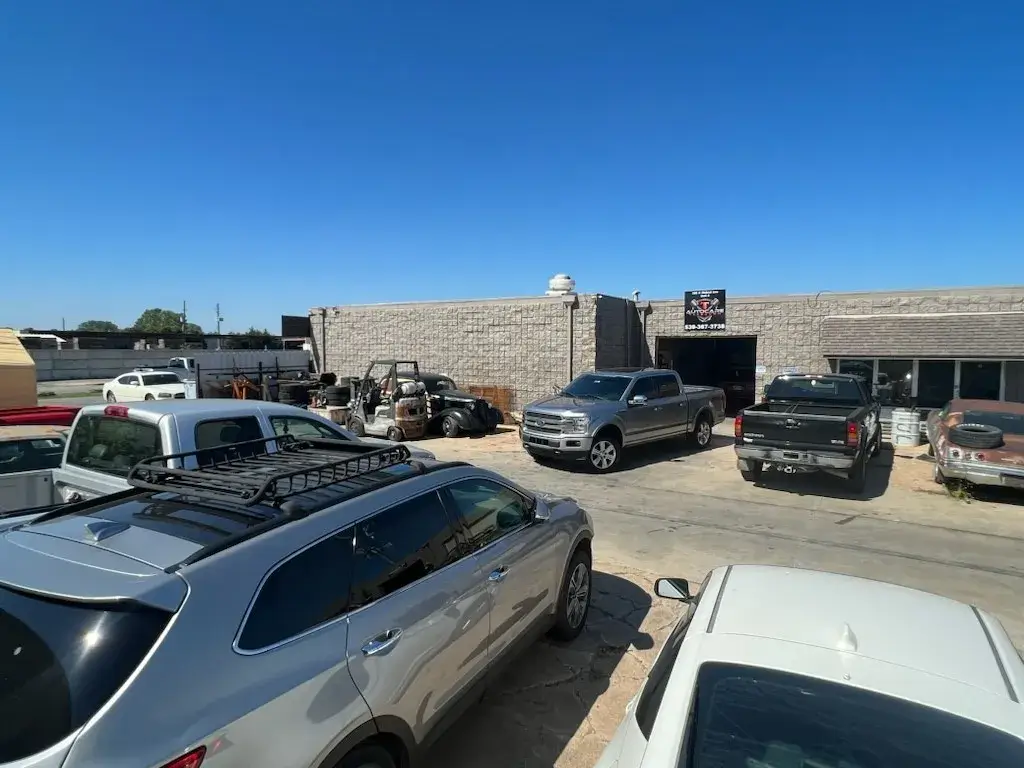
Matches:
[[656, 336, 757, 416]]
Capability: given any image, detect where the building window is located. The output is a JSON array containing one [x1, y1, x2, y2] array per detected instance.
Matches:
[[958, 361, 1001, 401], [836, 359, 874, 383], [876, 359, 913, 406]]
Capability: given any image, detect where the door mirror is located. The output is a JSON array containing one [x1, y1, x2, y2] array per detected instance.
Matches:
[[552, 384, 563, 394], [628, 395, 648, 407], [654, 577, 693, 602]]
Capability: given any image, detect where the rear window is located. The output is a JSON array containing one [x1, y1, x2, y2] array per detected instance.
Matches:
[[141, 373, 181, 386], [0, 585, 169, 762], [66, 415, 163, 477], [681, 662, 1024, 768], [194, 417, 264, 463], [962, 410, 1024, 436], [0, 438, 65, 475], [767, 376, 864, 404]]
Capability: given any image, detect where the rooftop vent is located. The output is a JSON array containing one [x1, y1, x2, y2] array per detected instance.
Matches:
[[545, 274, 576, 296]]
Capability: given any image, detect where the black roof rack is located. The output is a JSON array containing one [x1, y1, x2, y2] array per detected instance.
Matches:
[[126, 435, 415, 508]]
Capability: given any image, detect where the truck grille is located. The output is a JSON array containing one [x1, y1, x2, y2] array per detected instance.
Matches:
[[523, 412, 563, 434]]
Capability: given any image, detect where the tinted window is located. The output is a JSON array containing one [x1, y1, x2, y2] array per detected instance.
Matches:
[[0, 586, 169, 762], [194, 417, 264, 463], [350, 492, 460, 609], [238, 528, 355, 651], [635, 574, 708, 738], [444, 479, 531, 552], [766, 376, 864, 404], [629, 377, 659, 400], [116, 375, 133, 385], [270, 416, 346, 440], [561, 374, 632, 401], [961, 410, 1024, 436], [141, 374, 181, 386], [681, 662, 1024, 768], [0, 438, 65, 475], [652, 374, 680, 398], [66, 415, 163, 476]]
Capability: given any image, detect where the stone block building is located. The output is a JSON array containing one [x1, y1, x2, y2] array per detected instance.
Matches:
[[311, 284, 1024, 413]]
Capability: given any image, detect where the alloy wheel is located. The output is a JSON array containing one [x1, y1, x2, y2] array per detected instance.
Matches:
[[566, 562, 590, 628], [590, 440, 617, 470], [697, 420, 712, 447]]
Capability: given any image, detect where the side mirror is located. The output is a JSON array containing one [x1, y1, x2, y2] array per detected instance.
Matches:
[[628, 395, 648, 407], [552, 384, 562, 394], [654, 577, 693, 602]]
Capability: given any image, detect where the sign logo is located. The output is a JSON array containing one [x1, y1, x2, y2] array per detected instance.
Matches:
[[683, 289, 727, 330]]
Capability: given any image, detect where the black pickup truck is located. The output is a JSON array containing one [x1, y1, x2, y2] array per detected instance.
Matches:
[[734, 373, 882, 491]]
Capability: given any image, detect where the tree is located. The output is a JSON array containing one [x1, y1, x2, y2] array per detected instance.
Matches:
[[223, 326, 275, 350], [76, 320, 120, 332], [131, 308, 203, 335]]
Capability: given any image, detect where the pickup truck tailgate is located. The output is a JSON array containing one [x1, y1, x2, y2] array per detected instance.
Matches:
[[742, 409, 851, 448]]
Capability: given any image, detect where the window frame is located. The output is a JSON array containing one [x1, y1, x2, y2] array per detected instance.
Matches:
[[652, 373, 681, 398], [269, 415, 348, 441], [627, 376, 660, 401], [64, 414, 163, 476], [438, 477, 534, 556]]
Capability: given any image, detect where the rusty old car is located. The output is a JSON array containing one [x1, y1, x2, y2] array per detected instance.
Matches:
[[926, 399, 1024, 491]]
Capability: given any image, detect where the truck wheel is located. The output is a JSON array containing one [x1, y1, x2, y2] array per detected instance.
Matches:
[[740, 462, 762, 483], [848, 456, 867, 493], [442, 415, 460, 438], [386, 426, 405, 442], [690, 414, 713, 449], [348, 417, 366, 437], [871, 427, 882, 458], [588, 434, 621, 473]]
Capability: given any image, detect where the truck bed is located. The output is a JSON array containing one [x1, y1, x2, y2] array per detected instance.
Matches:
[[744, 402, 860, 418], [741, 402, 864, 449], [0, 405, 82, 427]]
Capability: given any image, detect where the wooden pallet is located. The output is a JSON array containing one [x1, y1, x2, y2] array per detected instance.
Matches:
[[465, 384, 514, 420]]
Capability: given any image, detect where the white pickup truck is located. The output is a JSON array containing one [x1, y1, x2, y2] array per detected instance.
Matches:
[[0, 400, 435, 513]]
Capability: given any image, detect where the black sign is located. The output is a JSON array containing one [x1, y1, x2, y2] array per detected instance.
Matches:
[[281, 315, 311, 338], [684, 289, 726, 330]]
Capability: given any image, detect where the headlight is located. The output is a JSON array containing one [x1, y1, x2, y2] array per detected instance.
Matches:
[[562, 416, 589, 434]]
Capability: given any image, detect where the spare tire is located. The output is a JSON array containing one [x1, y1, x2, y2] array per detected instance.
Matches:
[[949, 423, 1004, 449]]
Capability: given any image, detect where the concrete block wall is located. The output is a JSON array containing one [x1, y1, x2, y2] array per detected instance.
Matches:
[[311, 295, 602, 411], [31, 349, 177, 382]]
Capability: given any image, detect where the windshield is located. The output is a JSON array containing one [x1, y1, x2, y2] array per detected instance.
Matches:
[[683, 662, 1024, 768], [561, 374, 631, 401], [0, 585, 170, 762], [66, 415, 163, 477], [767, 376, 864, 404], [427, 378, 455, 393], [141, 373, 181, 386], [961, 410, 1024, 436]]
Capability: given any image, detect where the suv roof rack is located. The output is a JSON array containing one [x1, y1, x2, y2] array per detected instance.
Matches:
[[126, 435, 414, 508]]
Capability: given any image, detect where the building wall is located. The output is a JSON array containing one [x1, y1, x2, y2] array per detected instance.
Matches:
[[645, 286, 1024, 393], [30, 349, 180, 381], [311, 295, 601, 411]]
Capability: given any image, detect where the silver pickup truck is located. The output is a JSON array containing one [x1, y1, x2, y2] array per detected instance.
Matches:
[[0, 400, 434, 514], [521, 368, 726, 472]]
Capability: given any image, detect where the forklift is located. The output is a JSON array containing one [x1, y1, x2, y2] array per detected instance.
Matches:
[[347, 360, 428, 441]]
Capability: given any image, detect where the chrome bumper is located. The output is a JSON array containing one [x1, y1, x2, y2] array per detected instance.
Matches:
[[736, 445, 856, 470], [520, 426, 593, 456], [938, 458, 1024, 489]]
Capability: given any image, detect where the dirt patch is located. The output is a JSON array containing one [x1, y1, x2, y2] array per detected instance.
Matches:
[[888, 444, 945, 495], [426, 564, 679, 768]]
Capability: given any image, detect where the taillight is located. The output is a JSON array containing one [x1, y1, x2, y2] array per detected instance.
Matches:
[[160, 746, 206, 768], [846, 421, 859, 447], [104, 405, 130, 418], [734, 413, 743, 438]]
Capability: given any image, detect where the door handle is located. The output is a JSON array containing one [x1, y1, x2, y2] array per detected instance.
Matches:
[[489, 566, 510, 583], [361, 628, 403, 657]]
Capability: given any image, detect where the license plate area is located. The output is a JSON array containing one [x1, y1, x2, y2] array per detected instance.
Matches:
[[525, 435, 553, 447], [782, 451, 802, 461]]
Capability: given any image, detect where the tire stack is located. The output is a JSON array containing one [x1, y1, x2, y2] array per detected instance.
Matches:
[[323, 385, 350, 407], [278, 382, 310, 407]]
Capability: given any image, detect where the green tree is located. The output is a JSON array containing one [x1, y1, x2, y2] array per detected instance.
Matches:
[[76, 320, 120, 332], [223, 326, 275, 349], [131, 308, 203, 335]]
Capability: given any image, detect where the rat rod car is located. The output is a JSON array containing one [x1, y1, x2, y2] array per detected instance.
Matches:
[[398, 370, 503, 438], [926, 398, 1024, 491]]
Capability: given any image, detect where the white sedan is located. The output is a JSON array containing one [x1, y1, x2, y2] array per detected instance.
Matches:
[[596, 564, 1024, 768], [103, 371, 186, 403]]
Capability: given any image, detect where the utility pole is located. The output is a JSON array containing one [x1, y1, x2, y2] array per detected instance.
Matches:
[[179, 301, 188, 334], [215, 304, 224, 350]]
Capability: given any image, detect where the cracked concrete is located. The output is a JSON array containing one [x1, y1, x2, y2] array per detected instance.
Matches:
[[414, 425, 1024, 767]]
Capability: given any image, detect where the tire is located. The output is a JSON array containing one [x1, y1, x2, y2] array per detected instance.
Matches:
[[587, 433, 622, 473], [105, 391, 116, 403], [690, 414, 713, 450], [144, 394, 155, 401], [927, 442, 935, 457], [549, 547, 592, 642], [871, 426, 883, 458], [949, 423, 1004, 450], [441, 415, 460, 438], [349, 417, 366, 437], [338, 743, 397, 768], [848, 455, 867, 493], [278, 384, 297, 404], [740, 462, 762, 483], [933, 461, 945, 485], [386, 426, 404, 442], [324, 385, 348, 406]]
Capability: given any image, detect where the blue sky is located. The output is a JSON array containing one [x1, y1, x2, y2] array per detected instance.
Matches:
[[2, 1, 1022, 333]]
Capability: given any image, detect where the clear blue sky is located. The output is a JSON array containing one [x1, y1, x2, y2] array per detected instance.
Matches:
[[2, 1, 1022, 333]]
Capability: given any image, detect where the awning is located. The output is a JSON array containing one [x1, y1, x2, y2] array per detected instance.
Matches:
[[820, 311, 1024, 359]]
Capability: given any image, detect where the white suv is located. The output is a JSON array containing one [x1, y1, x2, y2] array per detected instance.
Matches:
[[596, 564, 1024, 768]]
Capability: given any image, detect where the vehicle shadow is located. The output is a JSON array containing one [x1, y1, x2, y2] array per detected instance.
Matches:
[[424, 570, 658, 768], [751, 446, 894, 501], [620, 434, 734, 470]]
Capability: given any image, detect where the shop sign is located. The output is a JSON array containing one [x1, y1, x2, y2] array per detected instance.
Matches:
[[781, 366, 801, 375], [684, 289, 726, 330]]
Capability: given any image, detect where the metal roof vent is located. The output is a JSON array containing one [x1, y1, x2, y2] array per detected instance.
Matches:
[[836, 623, 859, 652], [546, 274, 576, 296]]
